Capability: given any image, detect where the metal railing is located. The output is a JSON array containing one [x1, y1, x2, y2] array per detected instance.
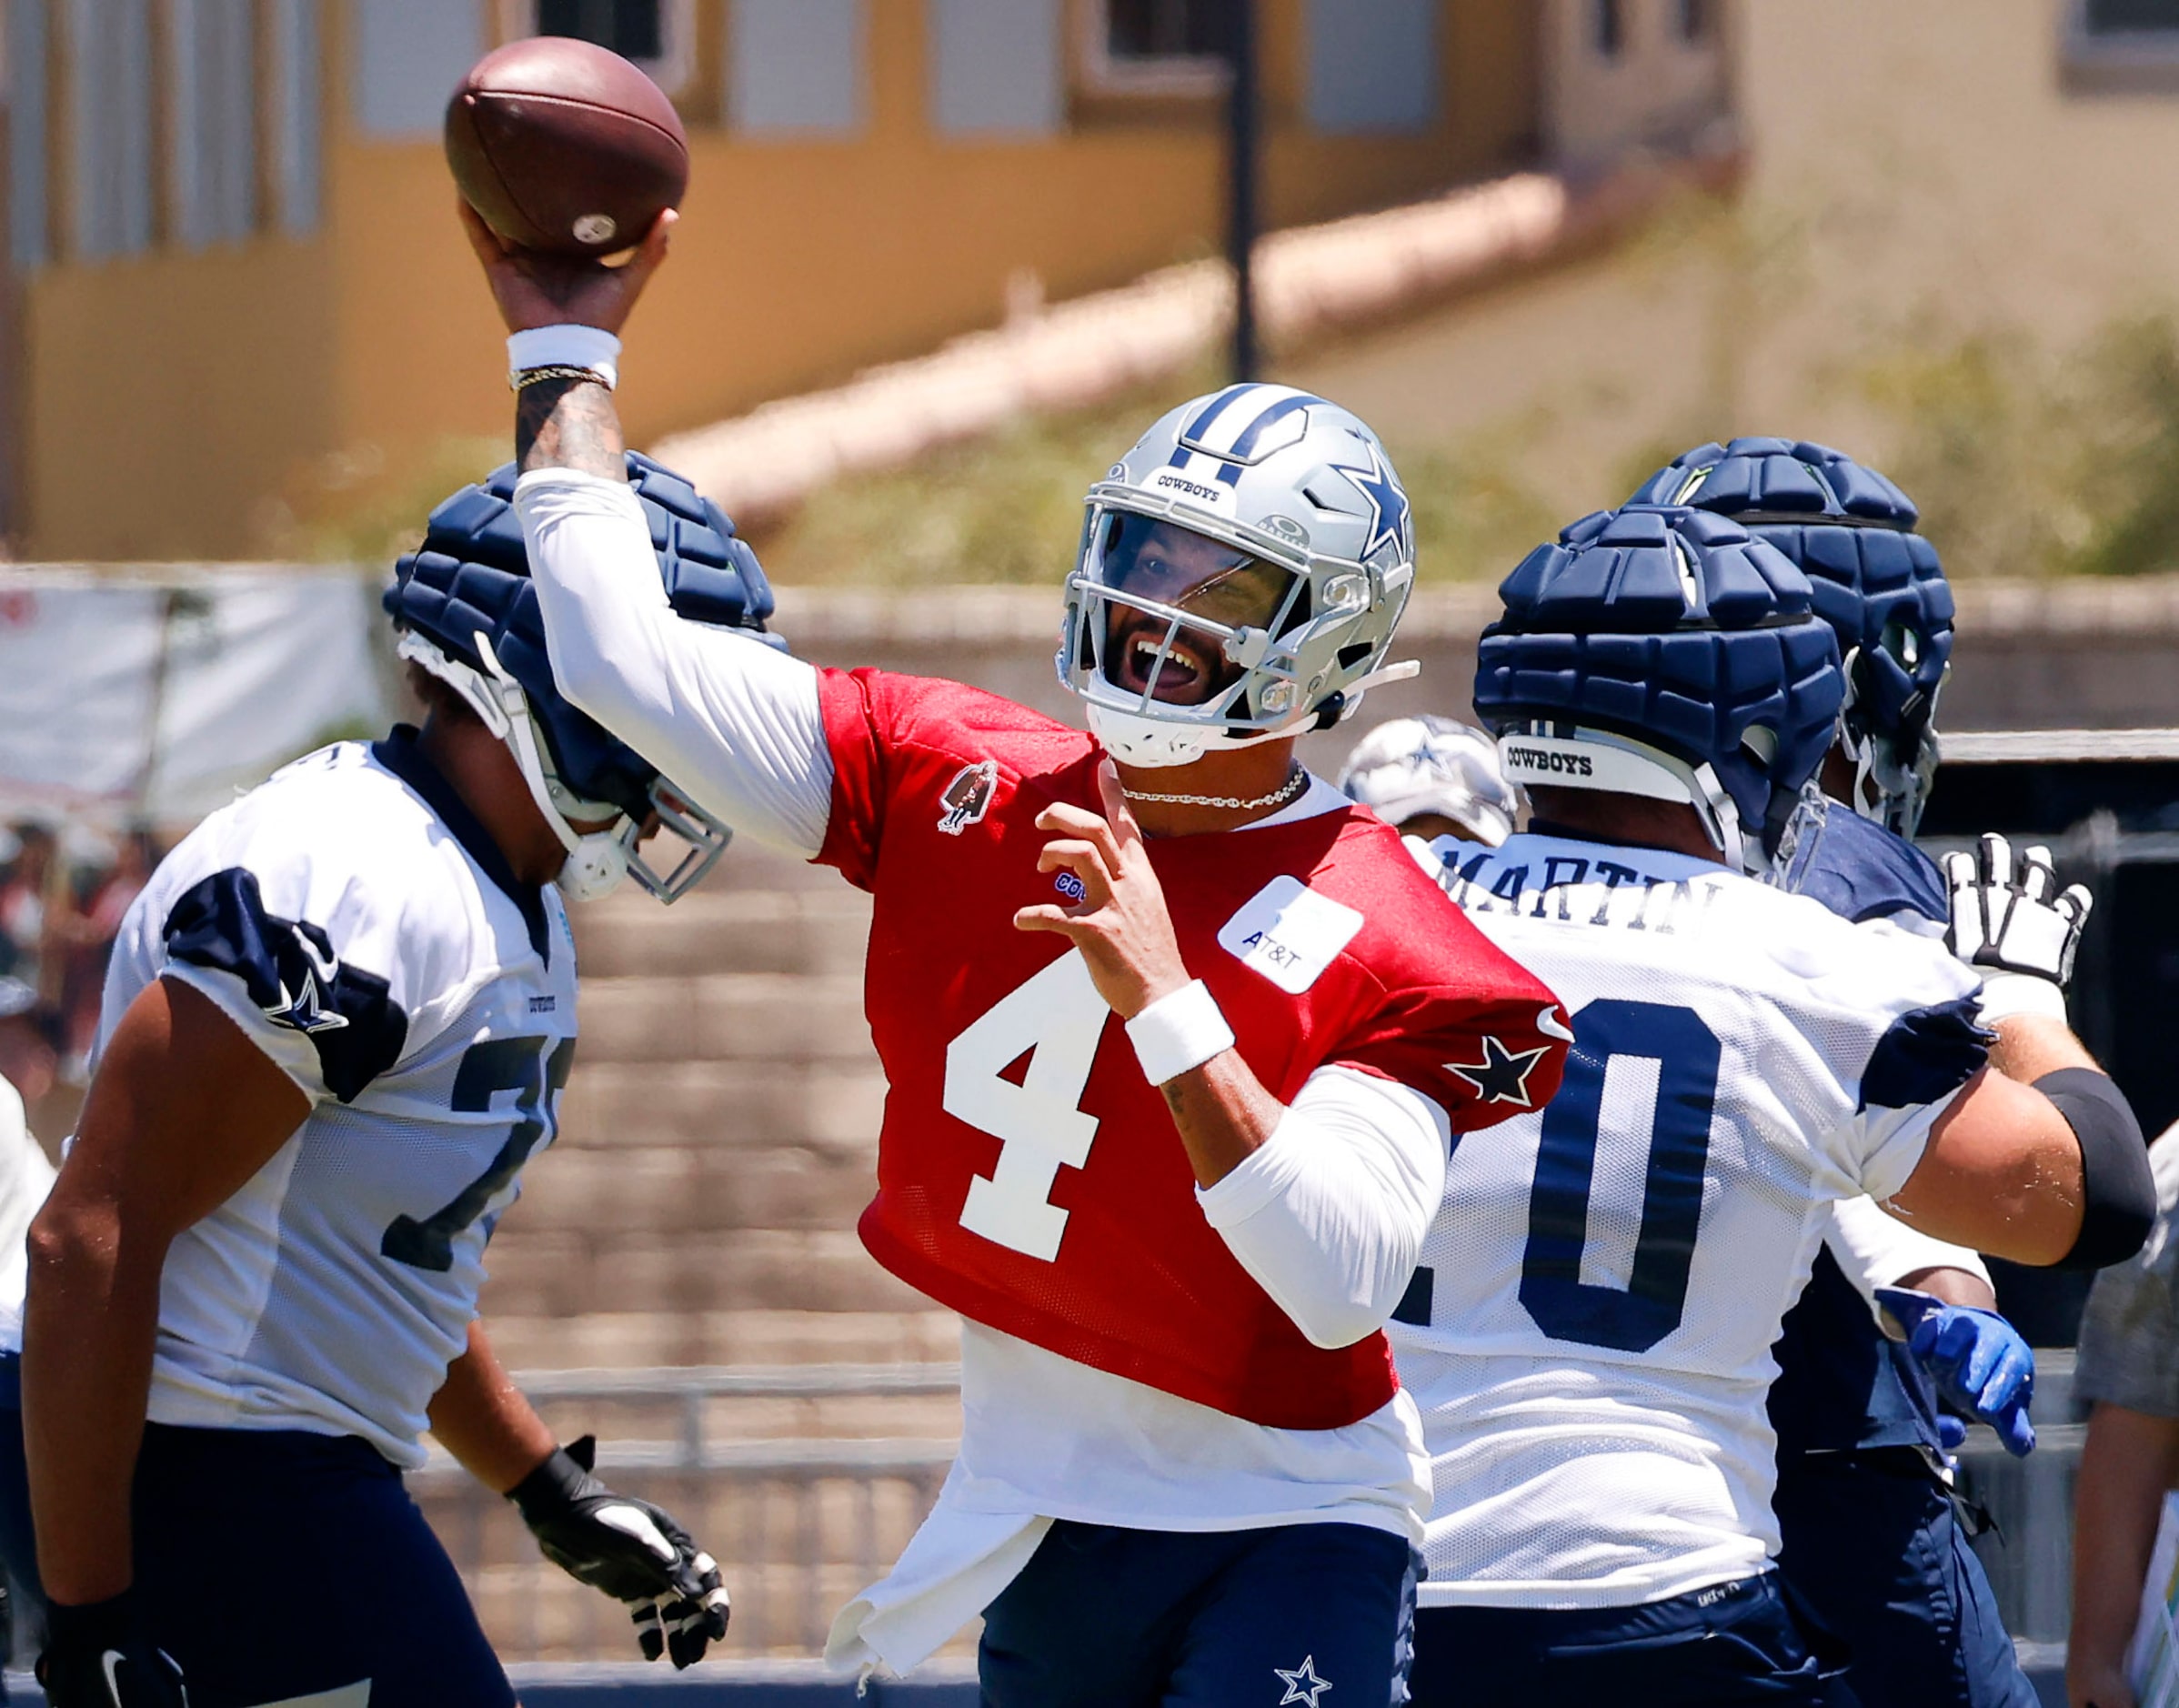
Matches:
[[432, 1358, 2093, 1667], [1953, 1351, 2082, 1651], [416, 1364, 962, 1664]]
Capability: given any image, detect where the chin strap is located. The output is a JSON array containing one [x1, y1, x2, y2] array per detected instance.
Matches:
[[397, 630, 628, 887]]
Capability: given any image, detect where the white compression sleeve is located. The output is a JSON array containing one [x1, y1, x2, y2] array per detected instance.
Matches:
[[1825, 1191, 1993, 1318], [512, 469, 834, 859], [1195, 1065, 1450, 1351]]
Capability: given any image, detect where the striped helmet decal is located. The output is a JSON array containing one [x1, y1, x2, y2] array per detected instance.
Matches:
[[1167, 385, 1331, 485]]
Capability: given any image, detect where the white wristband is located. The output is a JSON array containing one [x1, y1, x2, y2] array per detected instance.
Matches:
[[507, 326, 621, 390], [1126, 980, 1236, 1087], [1976, 971, 2069, 1024]]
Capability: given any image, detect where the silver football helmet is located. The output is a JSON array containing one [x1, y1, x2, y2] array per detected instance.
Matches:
[[1057, 384, 1419, 768], [1338, 715, 1521, 845]]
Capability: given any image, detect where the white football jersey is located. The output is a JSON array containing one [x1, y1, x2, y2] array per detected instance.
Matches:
[[1398, 831, 1986, 1609], [88, 733, 577, 1468]]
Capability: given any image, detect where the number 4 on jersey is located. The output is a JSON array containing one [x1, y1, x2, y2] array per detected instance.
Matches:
[[945, 950, 1110, 1262]]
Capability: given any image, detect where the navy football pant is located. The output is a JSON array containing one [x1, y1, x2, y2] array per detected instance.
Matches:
[[1406, 1572, 1830, 1706], [126, 1423, 514, 1708], [979, 1518, 1420, 1707], [1773, 1449, 2038, 1708]]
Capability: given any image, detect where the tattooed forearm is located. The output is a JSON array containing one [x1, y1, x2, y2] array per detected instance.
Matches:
[[516, 377, 628, 480], [1157, 1050, 1282, 1187]]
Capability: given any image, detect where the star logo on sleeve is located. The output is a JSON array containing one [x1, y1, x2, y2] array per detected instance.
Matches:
[[1443, 1035, 1550, 1108], [1275, 1656, 1334, 1707], [264, 968, 349, 1035]]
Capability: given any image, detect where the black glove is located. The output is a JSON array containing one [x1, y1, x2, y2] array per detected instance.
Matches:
[[36, 1591, 188, 1708], [509, 1435, 730, 1668]]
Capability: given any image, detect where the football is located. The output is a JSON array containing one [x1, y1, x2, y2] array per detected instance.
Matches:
[[446, 36, 688, 256]]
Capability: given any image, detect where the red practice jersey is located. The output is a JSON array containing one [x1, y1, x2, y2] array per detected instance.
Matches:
[[817, 669, 1567, 1430]]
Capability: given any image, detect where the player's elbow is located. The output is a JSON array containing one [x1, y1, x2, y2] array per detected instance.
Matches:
[[1285, 1241, 1425, 1348], [26, 1192, 118, 1296], [1280, 1298, 1385, 1351]]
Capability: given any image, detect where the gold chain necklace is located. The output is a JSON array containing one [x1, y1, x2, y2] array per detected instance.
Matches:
[[1120, 765, 1310, 812]]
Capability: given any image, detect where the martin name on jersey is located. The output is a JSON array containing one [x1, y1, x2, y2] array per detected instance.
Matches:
[[1398, 830, 1989, 1608], [87, 732, 577, 1467]]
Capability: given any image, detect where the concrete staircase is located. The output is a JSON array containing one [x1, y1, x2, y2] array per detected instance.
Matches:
[[479, 839, 958, 1373], [441, 839, 973, 1661]]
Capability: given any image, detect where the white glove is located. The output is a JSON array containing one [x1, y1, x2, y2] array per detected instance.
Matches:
[[1943, 833, 2092, 1021]]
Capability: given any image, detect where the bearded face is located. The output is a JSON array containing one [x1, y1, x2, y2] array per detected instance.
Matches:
[[1093, 516, 1294, 708]]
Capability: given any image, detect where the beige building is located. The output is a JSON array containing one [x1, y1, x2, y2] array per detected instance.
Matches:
[[0, 0, 1581, 559]]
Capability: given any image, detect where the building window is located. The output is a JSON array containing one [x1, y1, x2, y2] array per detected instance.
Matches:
[[930, 0, 1061, 136], [354, 0, 483, 139], [1079, 0, 1232, 98], [2085, 0, 2179, 27], [12, 0, 51, 266], [2064, 0, 2179, 92], [537, 0, 659, 58], [504, 0, 694, 95], [1676, 0, 1712, 42], [1306, 0, 1436, 136], [167, 0, 257, 249], [1594, 0, 1624, 59], [270, 0, 322, 235], [1107, 0, 1234, 62], [729, 0, 861, 136], [70, 0, 156, 260]]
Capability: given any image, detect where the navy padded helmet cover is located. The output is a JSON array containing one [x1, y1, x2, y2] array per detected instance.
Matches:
[[1626, 437, 1950, 747], [383, 451, 777, 819], [1474, 504, 1844, 839]]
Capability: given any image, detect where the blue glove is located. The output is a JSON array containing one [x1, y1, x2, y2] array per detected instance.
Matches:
[[1903, 1301, 2037, 1457], [1935, 1414, 1969, 1453]]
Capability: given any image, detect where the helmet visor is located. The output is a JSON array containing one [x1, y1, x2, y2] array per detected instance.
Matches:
[[1087, 512, 1300, 708]]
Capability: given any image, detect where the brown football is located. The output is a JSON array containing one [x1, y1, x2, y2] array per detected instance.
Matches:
[[446, 36, 688, 256]]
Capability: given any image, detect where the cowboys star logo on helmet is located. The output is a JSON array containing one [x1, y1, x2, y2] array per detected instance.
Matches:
[[938, 759, 999, 835], [1329, 438, 1411, 567]]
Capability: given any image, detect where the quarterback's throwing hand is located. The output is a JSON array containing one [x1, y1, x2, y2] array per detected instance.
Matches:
[[510, 1436, 731, 1668], [1016, 760, 1190, 1019], [459, 199, 675, 336]]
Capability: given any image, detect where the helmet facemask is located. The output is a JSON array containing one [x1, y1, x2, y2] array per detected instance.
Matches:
[[1837, 628, 1947, 839], [1075, 507, 1310, 708], [1060, 499, 1406, 768], [396, 630, 731, 903]]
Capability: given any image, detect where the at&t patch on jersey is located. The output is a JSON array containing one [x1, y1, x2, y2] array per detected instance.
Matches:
[[1218, 875, 1364, 994]]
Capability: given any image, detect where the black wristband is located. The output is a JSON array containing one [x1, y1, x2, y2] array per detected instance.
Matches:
[[2036, 1067, 2155, 1271], [507, 1436, 602, 1524], [45, 1587, 136, 1650]]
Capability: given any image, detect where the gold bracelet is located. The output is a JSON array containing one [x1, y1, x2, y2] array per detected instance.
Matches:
[[510, 364, 612, 392]]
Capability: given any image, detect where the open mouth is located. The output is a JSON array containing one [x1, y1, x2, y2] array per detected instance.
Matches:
[[1110, 618, 1222, 706]]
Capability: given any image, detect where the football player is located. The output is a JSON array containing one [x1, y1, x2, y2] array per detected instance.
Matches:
[[463, 209, 1571, 1706], [1395, 504, 2153, 1704], [1629, 437, 2054, 1706], [19, 459, 755, 1707], [1338, 715, 1522, 846]]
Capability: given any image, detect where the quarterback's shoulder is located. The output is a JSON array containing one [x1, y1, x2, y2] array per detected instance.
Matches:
[[1320, 813, 1560, 1000], [817, 667, 1089, 773], [1775, 799, 1948, 930]]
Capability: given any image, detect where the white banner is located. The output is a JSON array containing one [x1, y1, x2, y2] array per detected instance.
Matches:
[[0, 567, 391, 824]]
